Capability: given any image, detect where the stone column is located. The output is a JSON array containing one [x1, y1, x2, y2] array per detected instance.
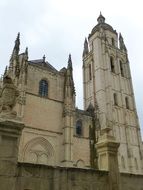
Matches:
[[96, 128, 120, 190], [0, 119, 24, 190]]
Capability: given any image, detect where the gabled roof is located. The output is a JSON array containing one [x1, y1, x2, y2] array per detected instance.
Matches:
[[28, 59, 58, 73]]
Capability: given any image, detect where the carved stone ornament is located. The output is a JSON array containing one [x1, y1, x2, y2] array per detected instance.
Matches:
[[17, 95, 26, 105], [0, 76, 19, 119]]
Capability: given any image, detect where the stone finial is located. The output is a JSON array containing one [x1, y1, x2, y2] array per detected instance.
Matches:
[[43, 55, 46, 63], [25, 47, 28, 59], [64, 54, 75, 98], [97, 12, 105, 24], [0, 76, 19, 119], [13, 32, 20, 56], [67, 54, 72, 70], [9, 33, 20, 73]]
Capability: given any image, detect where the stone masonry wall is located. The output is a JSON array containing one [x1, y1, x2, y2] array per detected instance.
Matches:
[[16, 163, 109, 190], [120, 173, 143, 190]]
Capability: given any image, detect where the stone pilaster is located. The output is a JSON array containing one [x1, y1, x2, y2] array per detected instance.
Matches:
[[96, 128, 120, 190], [0, 119, 24, 190], [62, 110, 74, 167]]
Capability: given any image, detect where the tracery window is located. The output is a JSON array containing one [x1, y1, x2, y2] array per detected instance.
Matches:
[[76, 120, 82, 136], [39, 79, 48, 97]]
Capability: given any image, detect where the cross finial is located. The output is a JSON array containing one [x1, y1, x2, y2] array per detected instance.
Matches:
[[43, 55, 46, 62]]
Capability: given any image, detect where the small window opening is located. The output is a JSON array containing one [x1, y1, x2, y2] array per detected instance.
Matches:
[[121, 156, 125, 169], [111, 38, 115, 46], [113, 93, 118, 106], [110, 57, 115, 73], [39, 79, 48, 97], [120, 61, 124, 77], [89, 64, 92, 80], [125, 97, 129, 109], [135, 158, 138, 170], [76, 120, 82, 136]]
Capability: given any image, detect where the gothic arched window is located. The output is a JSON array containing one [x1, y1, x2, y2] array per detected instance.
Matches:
[[76, 120, 82, 136], [39, 79, 48, 97], [120, 61, 124, 77]]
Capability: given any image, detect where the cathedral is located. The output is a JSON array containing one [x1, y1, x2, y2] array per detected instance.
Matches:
[[0, 13, 143, 190]]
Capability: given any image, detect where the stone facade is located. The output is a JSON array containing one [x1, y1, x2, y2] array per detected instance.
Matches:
[[83, 13, 143, 174], [0, 120, 143, 190], [0, 13, 143, 190]]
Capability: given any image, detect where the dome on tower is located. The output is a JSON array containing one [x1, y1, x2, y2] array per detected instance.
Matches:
[[89, 13, 117, 38]]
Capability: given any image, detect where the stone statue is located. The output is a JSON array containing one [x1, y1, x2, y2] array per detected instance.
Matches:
[[0, 76, 19, 118]]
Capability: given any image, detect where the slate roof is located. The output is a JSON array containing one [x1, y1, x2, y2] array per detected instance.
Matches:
[[28, 59, 58, 73]]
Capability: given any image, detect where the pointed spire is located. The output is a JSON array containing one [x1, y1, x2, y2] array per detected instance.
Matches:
[[119, 33, 127, 51], [68, 54, 72, 70], [97, 12, 105, 24], [14, 32, 20, 54], [10, 32, 20, 62], [64, 54, 75, 97], [119, 33, 123, 41], [83, 38, 89, 57]]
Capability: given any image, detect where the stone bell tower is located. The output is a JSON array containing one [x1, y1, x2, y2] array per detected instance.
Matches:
[[82, 13, 143, 174]]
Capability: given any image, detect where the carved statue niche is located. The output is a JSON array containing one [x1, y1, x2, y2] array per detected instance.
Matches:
[[0, 75, 19, 118]]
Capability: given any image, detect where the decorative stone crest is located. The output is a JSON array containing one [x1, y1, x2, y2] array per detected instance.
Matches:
[[17, 95, 26, 105], [0, 76, 19, 119]]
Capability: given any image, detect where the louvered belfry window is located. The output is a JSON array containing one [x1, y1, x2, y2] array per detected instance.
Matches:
[[39, 79, 48, 97]]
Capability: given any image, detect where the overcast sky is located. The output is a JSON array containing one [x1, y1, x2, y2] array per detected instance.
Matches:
[[0, 0, 143, 135]]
